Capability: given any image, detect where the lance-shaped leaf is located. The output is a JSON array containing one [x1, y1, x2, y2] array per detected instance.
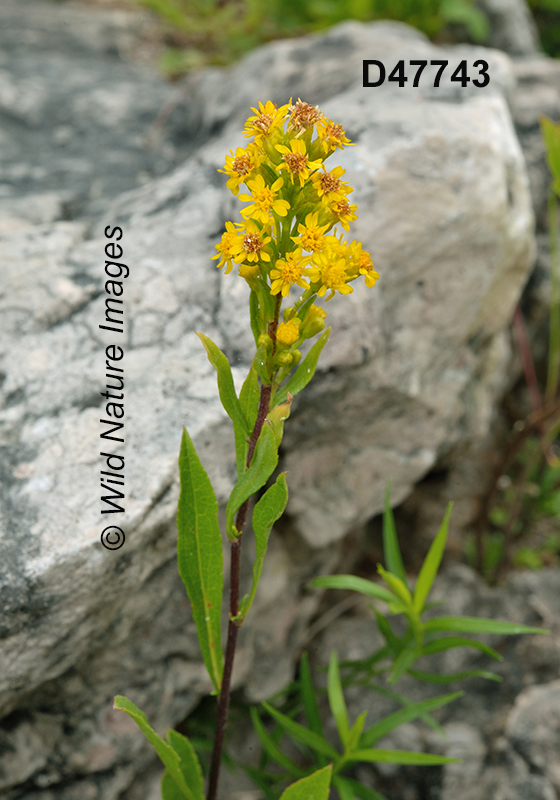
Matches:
[[177, 427, 224, 691], [279, 765, 333, 800], [196, 332, 249, 437], [261, 702, 339, 760], [542, 116, 560, 197], [346, 711, 368, 753], [377, 565, 412, 608], [249, 289, 261, 345], [334, 777, 388, 800], [253, 341, 271, 385], [383, 482, 407, 586], [420, 636, 503, 661], [327, 651, 349, 749], [250, 707, 306, 779], [239, 366, 260, 435], [360, 692, 462, 747], [114, 697, 197, 800], [345, 749, 460, 766], [388, 646, 419, 684], [408, 668, 502, 683], [167, 730, 204, 800], [236, 473, 289, 623], [309, 574, 395, 604], [413, 503, 453, 615], [273, 328, 331, 407], [422, 616, 549, 636], [225, 421, 279, 539], [196, 332, 250, 477], [300, 651, 324, 739]]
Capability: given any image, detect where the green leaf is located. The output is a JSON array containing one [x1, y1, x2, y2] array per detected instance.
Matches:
[[309, 574, 395, 604], [253, 341, 271, 384], [407, 668, 502, 683], [236, 473, 289, 622], [196, 332, 249, 437], [161, 771, 187, 800], [177, 427, 224, 691], [225, 421, 279, 538], [346, 710, 368, 753], [113, 697, 194, 799], [346, 749, 460, 766], [413, 503, 453, 615], [250, 289, 261, 345], [300, 651, 324, 739], [261, 702, 339, 760], [388, 646, 418, 684], [383, 482, 407, 586], [372, 606, 402, 654], [274, 328, 331, 406], [328, 651, 350, 749], [422, 616, 549, 636], [332, 775, 354, 800], [250, 707, 306, 779], [279, 765, 333, 800], [167, 730, 204, 800], [420, 636, 503, 661], [239, 366, 260, 434], [360, 692, 462, 747], [542, 116, 560, 196], [377, 565, 412, 607]]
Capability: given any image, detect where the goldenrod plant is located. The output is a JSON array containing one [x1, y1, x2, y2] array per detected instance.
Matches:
[[113, 100, 547, 800]]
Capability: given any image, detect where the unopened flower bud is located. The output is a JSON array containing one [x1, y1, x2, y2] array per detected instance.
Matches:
[[258, 333, 272, 350], [291, 349, 302, 366], [277, 352, 293, 367]]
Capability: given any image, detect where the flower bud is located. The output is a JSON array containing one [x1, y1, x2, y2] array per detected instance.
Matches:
[[276, 352, 293, 367], [300, 304, 326, 339], [258, 333, 272, 350], [291, 349, 302, 366]]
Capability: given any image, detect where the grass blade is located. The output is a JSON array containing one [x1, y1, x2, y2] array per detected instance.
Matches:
[[413, 503, 453, 615]]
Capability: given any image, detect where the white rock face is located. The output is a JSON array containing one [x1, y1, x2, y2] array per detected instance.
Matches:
[[0, 15, 536, 800]]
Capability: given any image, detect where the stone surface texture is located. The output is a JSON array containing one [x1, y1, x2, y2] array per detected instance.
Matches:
[[477, 0, 541, 56], [0, 1, 557, 799]]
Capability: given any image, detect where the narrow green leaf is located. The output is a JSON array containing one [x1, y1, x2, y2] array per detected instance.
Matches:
[[274, 328, 331, 406], [261, 702, 339, 760], [542, 116, 560, 196], [196, 332, 249, 436], [249, 289, 261, 345], [413, 503, 453, 615], [300, 651, 324, 739], [236, 473, 289, 622], [279, 765, 333, 800], [332, 775, 354, 800], [420, 636, 503, 661], [377, 565, 412, 607], [328, 651, 350, 749], [347, 749, 460, 766], [161, 771, 187, 800], [388, 647, 418, 685], [225, 422, 279, 538], [113, 697, 193, 799], [422, 616, 549, 636], [371, 606, 401, 654], [250, 707, 306, 779], [337, 777, 388, 800], [346, 710, 368, 753], [407, 668, 502, 683], [239, 366, 260, 434], [167, 730, 204, 800], [383, 482, 407, 586], [362, 683, 445, 736], [360, 692, 462, 747], [253, 341, 271, 384], [309, 574, 395, 604], [177, 427, 223, 691]]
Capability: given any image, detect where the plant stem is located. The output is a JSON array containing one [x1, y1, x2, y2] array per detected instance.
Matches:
[[206, 297, 281, 800]]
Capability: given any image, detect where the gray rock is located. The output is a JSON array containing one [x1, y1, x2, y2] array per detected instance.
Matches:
[[476, 0, 541, 56], [0, 5, 542, 800]]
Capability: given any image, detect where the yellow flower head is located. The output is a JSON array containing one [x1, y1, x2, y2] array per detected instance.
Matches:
[[277, 318, 301, 346], [230, 220, 272, 265], [309, 249, 353, 300], [275, 139, 323, 186], [270, 249, 310, 297], [358, 249, 380, 288], [292, 211, 330, 252], [218, 143, 264, 195], [312, 165, 352, 203], [211, 221, 243, 274], [316, 118, 353, 154], [287, 98, 322, 134], [239, 175, 290, 224], [329, 198, 358, 232], [244, 101, 288, 142]]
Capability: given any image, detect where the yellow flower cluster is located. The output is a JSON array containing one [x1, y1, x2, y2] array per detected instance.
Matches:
[[213, 98, 379, 364]]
